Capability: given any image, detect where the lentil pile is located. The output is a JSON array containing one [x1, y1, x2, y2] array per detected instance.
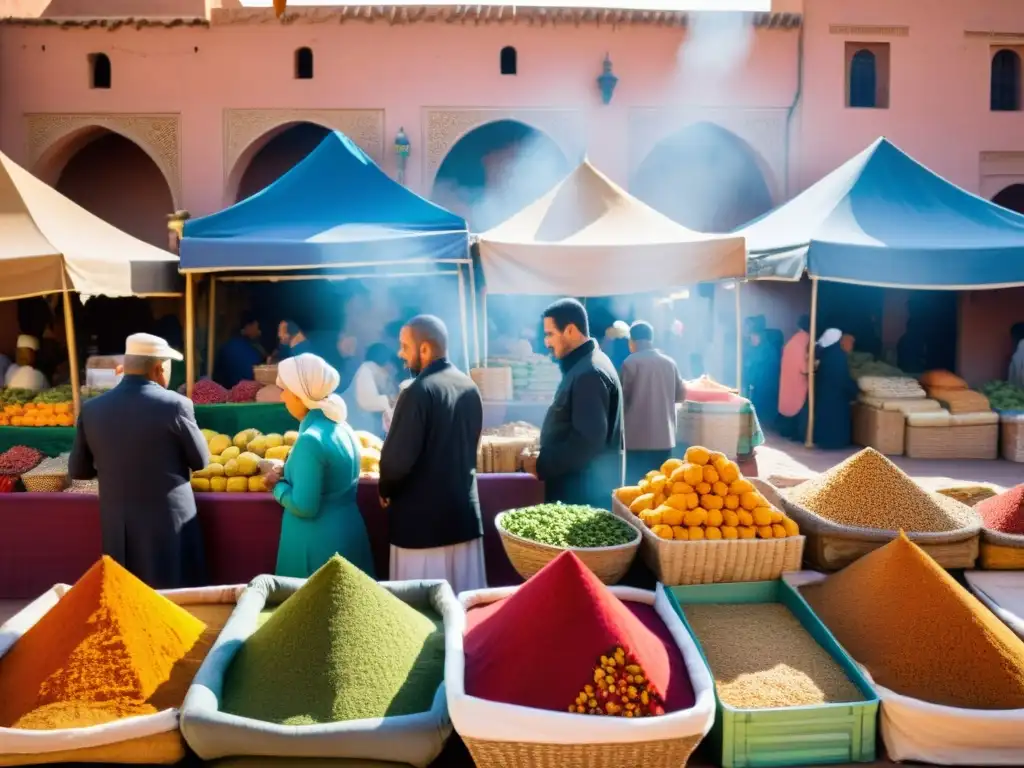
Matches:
[[501, 504, 637, 548], [464, 551, 695, 716], [976, 485, 1024, 535], [785, 447, 978, 532], [684, 603, 863, 709], [0, 556, 209, 729], [222, 555, 445, 724], [802, 533, 1024, 709]]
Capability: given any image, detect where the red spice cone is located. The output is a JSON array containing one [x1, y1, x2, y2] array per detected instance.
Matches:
[[464, 551, 675, 713], [977, 485, 1024, 535]]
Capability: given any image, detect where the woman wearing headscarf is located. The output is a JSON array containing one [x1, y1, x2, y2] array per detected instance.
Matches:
[[812, 328, 859, 450], [264, 353, 375, 578]]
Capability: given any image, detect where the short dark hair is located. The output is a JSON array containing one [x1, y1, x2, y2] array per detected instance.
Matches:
[[797, 314, 811, 333], [405, 315, 448, 355], [281, 319, 302, 336], [240, 311, 258, 330], [365, 343, 393, 366], [543, 298, 589, 337], [629, 321, 654, 342]]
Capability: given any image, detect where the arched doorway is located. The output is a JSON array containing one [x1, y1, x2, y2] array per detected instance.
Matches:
[[631, 122, 773, 233], [993, 183, 1024, 214], [49, 129, 174, 248], [234, 122, 331, 202], [432, 119, 570, 232]]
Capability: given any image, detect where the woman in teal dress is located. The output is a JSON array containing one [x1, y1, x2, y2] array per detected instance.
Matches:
[[264, 353, 375, 578]]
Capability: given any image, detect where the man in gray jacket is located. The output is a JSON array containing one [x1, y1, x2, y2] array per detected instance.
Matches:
[[70, 333, 209, 589], [621, 321, 686, 483]]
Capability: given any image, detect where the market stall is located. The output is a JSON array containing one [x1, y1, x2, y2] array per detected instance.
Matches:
[[739, 137, 1024, 449]]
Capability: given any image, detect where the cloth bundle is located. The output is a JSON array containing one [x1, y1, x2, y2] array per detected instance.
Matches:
[[924, 387, 992, 415], [858, 396, 943, 415], [857, 376, 927, 400], [906, 410, 999, 428]]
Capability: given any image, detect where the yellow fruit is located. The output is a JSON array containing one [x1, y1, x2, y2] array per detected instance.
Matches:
[[265, 445, 291, 461], [719, 461, 740, 484], [702, 465, 719, 484], [248, 475, 268, 492], [208, 434, 231, 455], [264, 433, 284, 449], [664, 494, 688, 510], [706, 509, 723, 527], [724, 494, 740, 510], [702, 494, 724, 510], [221, 446, 241, 461], [752, 507, 773, 527], [684, 493, 700, 510], [649, 474, 668, 494], [223, 459, 240, 477], [723, 510, 740, 527], [683, 509, 707, 527], [671, 482, 694, 495], [684, 446, 711, 466], [355, 430, 384, 452], [713, 481, 730, 497], [638, 478, 652, 494], [651, 524, 674, 540], [210, 477, 228, 492], [696, 482, 712, 495], [284, 430, 299, 446], [738, 510, 754, 527], [192, 466, 211, 479], [639, 508, 663, 528], [782, 517, 800, 536], [226, 477, 249, 493], [721, 525, 739, 540], [210, 455, 226, 465], [233, 429, 261, 450], [207, 463, 225, 477], [652, 492, 666, 509], [682, 464, 703, 486], [671, 526, 689, 540], [730, 479, 755, 496], [770, 509, 784, 524], [630, 493, 655, 514], [661, 507, 684, 527], [237, 452, 261, 477], [246, 437, 268, 457], [738, 526, 757, 539], [740, 492, 761, 511], [661, 458, 683, 477], [190, 477, 211, 492], [758, 525, 774, 539], [708, 451, 727, 467], [669, 466, 688, 485], [616, 486, 644, 505], [645, 470, 660, 480], [201, 428, 218, 441], [706, 527, 723, 540], [688, 526, 705, 540], [772, 524, 787, 539]]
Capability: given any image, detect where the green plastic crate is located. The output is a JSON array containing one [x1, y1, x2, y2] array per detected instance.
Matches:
[[667, 580, 879, 768]]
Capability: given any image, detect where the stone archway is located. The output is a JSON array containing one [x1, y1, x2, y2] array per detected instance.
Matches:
[[232, 122, 332, 202], [631, 121, 775, 232], [431, 118, 572, 231]]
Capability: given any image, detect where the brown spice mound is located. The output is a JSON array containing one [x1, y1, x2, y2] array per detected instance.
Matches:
[[802, 534, 1024, 709], [785, 447, 977, 533]]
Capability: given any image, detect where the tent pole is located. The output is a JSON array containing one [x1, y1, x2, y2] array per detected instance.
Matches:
[[206, 276, 216, 378], [185, 273, 195, 398], [457, 264, 471, 372], [805, 277, 819, 448], [735, 281, 743, 393], [60, 271, 82, 421], [482, 288, 489, 366], [467, 258, 480, 366]]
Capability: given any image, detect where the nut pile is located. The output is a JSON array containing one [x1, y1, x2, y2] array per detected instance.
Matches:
[[785, 447, 978, 533], [502, 504, 637, 548], [685, 603, 864, 709], [571, 646, 665, 717], [0, 446, 44, 476], [23, 455, 69, 476]]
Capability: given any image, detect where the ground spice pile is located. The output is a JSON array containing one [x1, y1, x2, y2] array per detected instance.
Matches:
[[802, 533, 1024, 709], [222, 554, 444, 724], [976, 485, 1024, 535], [0, 555, 208, 729], [464, 551, 694, 715], [684, 603, 863, 709], [786, 447, 978, 532]]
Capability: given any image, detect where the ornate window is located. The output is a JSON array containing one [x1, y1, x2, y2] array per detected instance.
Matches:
[[991, 48, 1021, 112], [295, 47, 314, 80], [89, 53, 111, 89], [500, 46, 518, 76]]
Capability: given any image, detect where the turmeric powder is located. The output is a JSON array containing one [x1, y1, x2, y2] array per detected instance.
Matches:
[[0, 556, 208, 729]]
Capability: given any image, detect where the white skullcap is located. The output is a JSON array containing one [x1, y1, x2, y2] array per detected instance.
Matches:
[[16, 335, 38, 351]]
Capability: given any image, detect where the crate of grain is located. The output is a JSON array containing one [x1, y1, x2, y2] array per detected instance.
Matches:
[[851, 402, 905, 456], [777, 448, 981, 571], [667, 579, 879, 768]]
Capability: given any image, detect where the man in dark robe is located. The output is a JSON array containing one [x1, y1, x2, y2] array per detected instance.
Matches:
[[214, 312, 267, 388], [813, 328, 859, 450], [69, 333, 209, 589], [536, 298, 623, 507]]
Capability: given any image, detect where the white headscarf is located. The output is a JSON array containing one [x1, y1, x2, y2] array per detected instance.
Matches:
[[817, 328, 842, 349], [276, 353, 348, 424]]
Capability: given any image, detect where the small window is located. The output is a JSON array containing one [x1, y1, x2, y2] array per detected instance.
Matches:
[[500, 46, 517, 76], [845, 42, 889, 109], [991, 48, 1021, 111], [295, 47, 313, 79], [88, 53, 111, 89]]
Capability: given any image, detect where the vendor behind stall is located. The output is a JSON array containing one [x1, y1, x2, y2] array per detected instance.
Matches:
[[214, 312, 267, 388], [4, 335, 48, 392], [273, 320, 314, 361], [343, 343, 397, 437]]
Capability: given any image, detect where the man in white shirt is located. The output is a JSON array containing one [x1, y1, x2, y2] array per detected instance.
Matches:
[[5, 335, 49, 392], [344, 343, 397, 436]]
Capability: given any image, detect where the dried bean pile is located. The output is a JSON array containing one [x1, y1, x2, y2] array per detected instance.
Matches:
[[228, 380, 262, 403], [685, 603, 863, 709], [785, 447, 978, 532], [0, 446, 44, 476], [191, 379, 228, 405]]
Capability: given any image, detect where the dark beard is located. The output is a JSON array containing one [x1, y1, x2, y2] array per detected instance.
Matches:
[[407, 352, 424, 376]]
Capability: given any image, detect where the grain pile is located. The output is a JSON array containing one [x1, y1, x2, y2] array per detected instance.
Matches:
[[785, 447, 978, 533], [802, 533, 1024, 709], [684, 603, 863, 709], [976, 485, 1024, 535], [222, 555, 445, 725]]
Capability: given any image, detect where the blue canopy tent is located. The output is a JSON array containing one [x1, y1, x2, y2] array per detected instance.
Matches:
[[737, 137, 1024, 446], [177, 131, 475, 389]]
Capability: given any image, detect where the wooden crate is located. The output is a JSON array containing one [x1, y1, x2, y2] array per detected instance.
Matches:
[[851, 402, 905, 456]]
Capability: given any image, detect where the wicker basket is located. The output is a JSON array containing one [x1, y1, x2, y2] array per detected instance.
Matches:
[[851, 402, 905, 455], [904, 423, 999, 460], [479, 436, 537, 474], [979, 529, 1024, 570], [1001, 417, 1024, 463], [460, 734, 703, 768], [610, 495, 805, 586], [495, 511, 640, 584], [252, 364, 278, 386], [21, 472, 69, 492], [772, 479, 981, 571]]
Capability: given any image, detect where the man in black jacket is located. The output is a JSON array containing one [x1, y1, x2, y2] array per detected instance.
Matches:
[[379, 315, 486, 593], [537, 299, 624, 508]]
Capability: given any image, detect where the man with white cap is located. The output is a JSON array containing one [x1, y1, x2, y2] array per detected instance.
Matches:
[[70, 333, 210, 589], [4, 335, 49, 391]]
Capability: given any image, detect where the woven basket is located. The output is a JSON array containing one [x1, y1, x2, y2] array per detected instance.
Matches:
[[495, 511, 640, 584], [904, 423, 998, 460], [676, 409, 744, 460], [21, 472, 69, 492], [773, 479, 981, 571], [610, 494, 804, 586], [461, 733, 703, 768], [1001, 418, 1024, 463], [979, 528, 1024, 569], [252, 364, 278, 386], [851, 402, 905, 455]]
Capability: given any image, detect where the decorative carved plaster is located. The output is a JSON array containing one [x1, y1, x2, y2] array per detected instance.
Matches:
[[829, 24, 909, 37], [965, 30, 1024, 42], [26, 113, 181, 206], [223, 109, 384, 182], [627, 108, 788, 202], [424, 108, 586, 186]]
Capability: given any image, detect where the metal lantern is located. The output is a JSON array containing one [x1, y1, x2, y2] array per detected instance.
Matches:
[[597, 54, 618, 105], [395, 127, 411, 185]]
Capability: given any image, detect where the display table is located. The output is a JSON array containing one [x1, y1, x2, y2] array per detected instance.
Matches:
[[0, 474, 544, 599]]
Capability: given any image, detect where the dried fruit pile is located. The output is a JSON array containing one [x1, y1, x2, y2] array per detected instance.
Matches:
[[228, 380, 262, 403], [190, 379, 229, 405], [0, 445, 44, 476], [572, 646, 665, 717]]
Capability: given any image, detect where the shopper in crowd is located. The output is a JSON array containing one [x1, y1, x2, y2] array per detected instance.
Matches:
[[273, 319, 314, 361], [601, 320, 632, 374], [265, 353, 374, 578], [742, 315, 781, 429], [69, 333, 209, 589], [812, 328, 859, 450], [1009, 323, 1024, 388], [344, 342, 398, 437], [621, 320, 685, 482], [214, 311, 267, 389], [379, 315, 486, 594], [536, 298, 623, 507], [5, 335, 49, 392], [777, 314, 811, 441]]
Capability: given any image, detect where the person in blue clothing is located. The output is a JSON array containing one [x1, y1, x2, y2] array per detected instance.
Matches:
[[273, 319, 315, 361], [213, 312, 268, 388], [262, 352, 375, 578]]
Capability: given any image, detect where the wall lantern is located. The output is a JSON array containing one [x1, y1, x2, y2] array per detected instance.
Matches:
[[597, 54, 618, 105], [395, 127, 411, 185]]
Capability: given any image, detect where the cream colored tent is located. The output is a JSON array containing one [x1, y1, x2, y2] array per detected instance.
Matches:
[[0, 149, 179, 302], [476, 160, 746, 296]]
